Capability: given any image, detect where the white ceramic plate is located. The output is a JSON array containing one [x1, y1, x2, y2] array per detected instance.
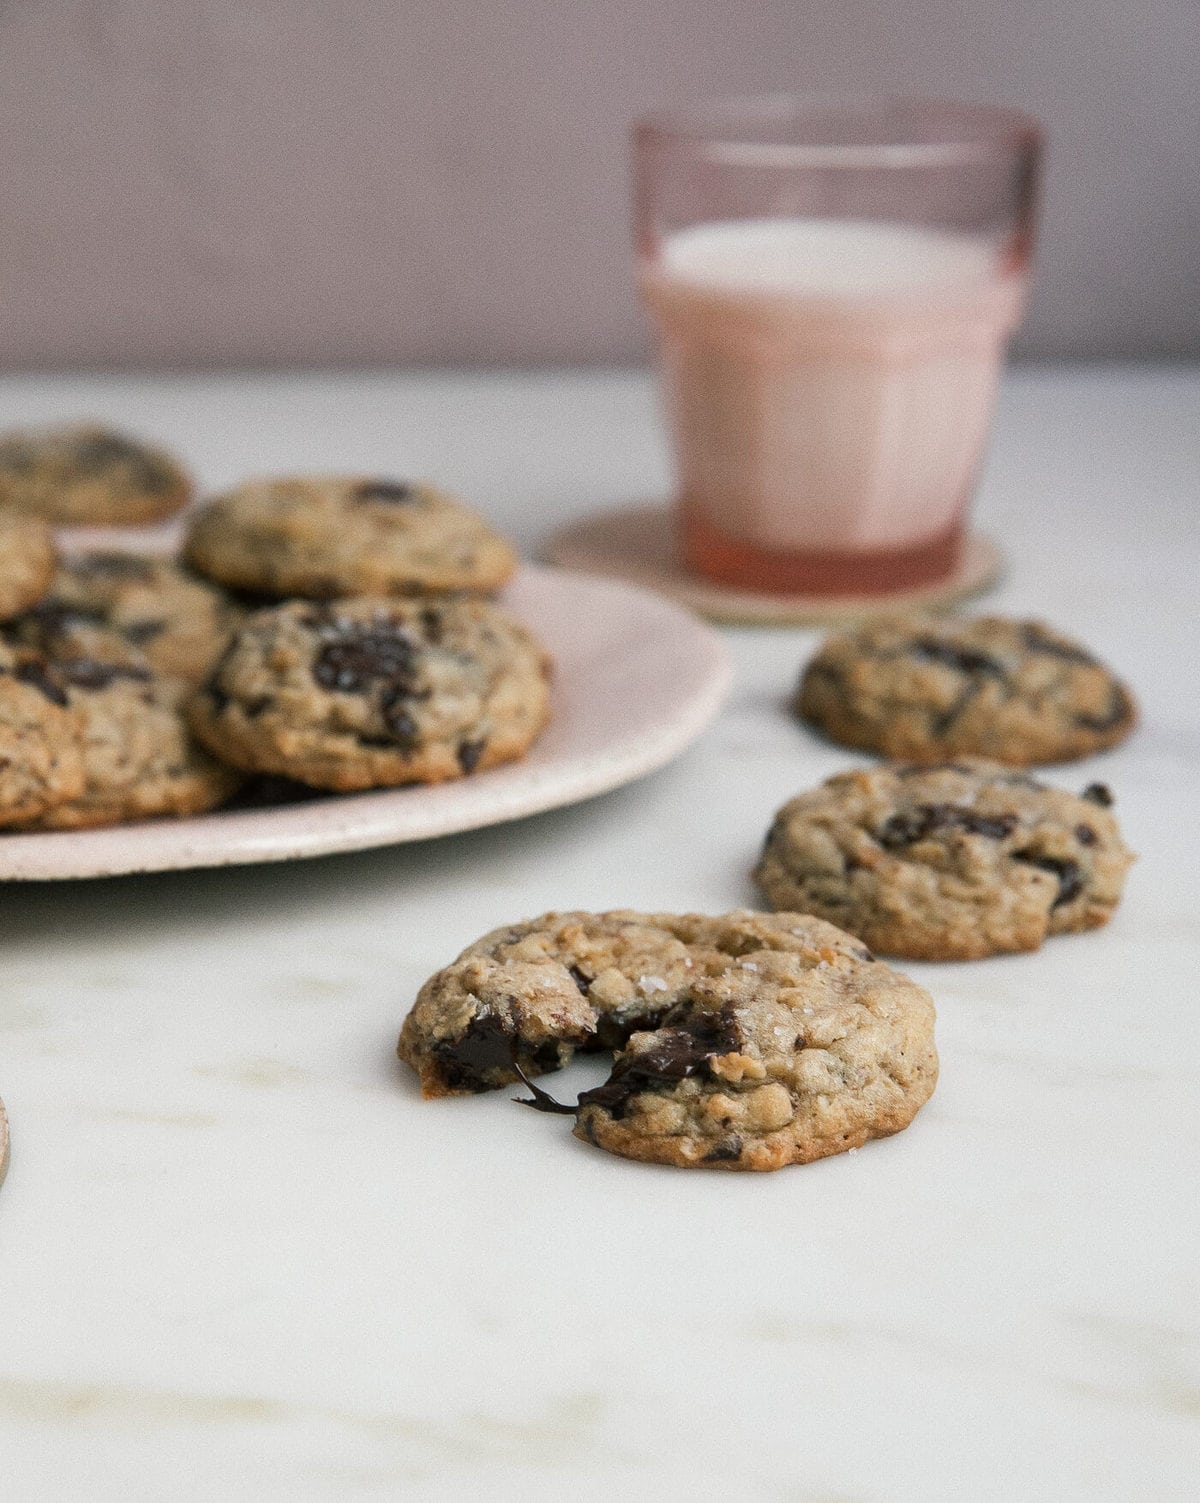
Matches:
[[0, 566, 731, 880]]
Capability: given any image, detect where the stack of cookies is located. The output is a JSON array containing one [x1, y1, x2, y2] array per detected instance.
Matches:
[[0, 424, 551, 830]]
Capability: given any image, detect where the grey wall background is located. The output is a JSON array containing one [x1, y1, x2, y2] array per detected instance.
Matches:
[[0, 1, 1195, 371]]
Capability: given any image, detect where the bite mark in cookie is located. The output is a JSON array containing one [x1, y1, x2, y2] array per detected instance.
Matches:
[[398, 910, 938, 1171]]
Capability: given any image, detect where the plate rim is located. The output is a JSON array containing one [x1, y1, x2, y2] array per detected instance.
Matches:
[[0, 565, 732, 880]]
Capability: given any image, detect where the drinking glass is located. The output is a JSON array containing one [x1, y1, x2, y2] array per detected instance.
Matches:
[[635, 96, 1043, 594]]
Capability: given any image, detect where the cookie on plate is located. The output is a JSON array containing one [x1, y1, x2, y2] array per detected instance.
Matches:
[[184, 475, 517, 599], [0, 424, 191, 524], [0, 642, 85, 827], [798, 615, 1136, 765], [755, 760, 1134, 960], [35, 653, 241, 830], [188, 596, 551, 791], [0, 509, 56, 620], [11, 551, 242, 683], [398, 909, 938, 1171]]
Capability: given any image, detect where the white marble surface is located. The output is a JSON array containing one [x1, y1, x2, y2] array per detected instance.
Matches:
[[1, 366, 1198, 1501]]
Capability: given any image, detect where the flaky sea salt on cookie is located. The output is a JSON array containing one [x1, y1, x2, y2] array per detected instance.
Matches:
[[399, 909, 938, 1171]]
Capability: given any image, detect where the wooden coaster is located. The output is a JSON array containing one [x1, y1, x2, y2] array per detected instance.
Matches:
[[0, 1097, 9, 1188], [544, 505, 1004, 626]]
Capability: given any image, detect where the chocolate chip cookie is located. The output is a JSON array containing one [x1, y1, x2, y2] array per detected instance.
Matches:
[[188, 596, 551, 791], [184, 475, 517, 599], [11, 551, 241, 683], [755, 760, 1134, 960], [0, 642, 85, 827], [399, 909, 938, 1171], [0, 1096, 9, 1189], [798, 615, 1136, 765], [0, 424, 191, 524], [36, 654, 241, 830], [0, 509, 56, 620]]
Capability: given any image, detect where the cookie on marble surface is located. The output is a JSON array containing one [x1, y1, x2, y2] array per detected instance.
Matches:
[[755, 760, 1134, 961], [0, 424, 191, 524], [35, 654, 241, 830], [399, 909, 938, 1171], [10, 550, 242, 683], [0, 642, 85, 827], [188, 596, 551, 791], [0, 508, 56, 621], [798, 614, 1136, 765], [183, 475, 517, 599]]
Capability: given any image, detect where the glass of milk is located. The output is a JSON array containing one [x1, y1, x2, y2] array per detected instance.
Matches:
[[635, 96, 1043, 595]]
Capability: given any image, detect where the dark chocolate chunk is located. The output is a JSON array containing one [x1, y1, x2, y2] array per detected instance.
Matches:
[[73, 551, 156, 582], [58, 658, 152, 691], [1075, 687, 1133, 732], [1082, 783, 1114, 807], [578, 1005, 741, 1120], [353, 480, 415, 504], [12, 659, 68, 707], [457, 738, 486, 774], [1014, 852, 1084, 908], [420, 608, 444, 643], [567, 964, 591, 995], [1020, 623, 1097, 665], [590, 1009, 666, 1051], [430, 1010, 516, 1092], [26, 600, 107, 634], [911, 637, 1006, 677], [702, 1136, 743, 1163], [124, 619, 168, 645], [313, 626, 417, 694], [511, 1061, 576, 1116], [879, 803, 1018, 848], [1075, 824, 1098, 846]]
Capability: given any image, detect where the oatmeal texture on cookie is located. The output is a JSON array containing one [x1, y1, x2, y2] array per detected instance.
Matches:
[[399, 909, 938, 1171], [0, 643, 84, 826], [0, 509, 56, 621], [10, 551, 242, 684], [755, 759, 1134, 960], [184, 475, 516, 599], [0, 424, 190, 524], [34, 653, 241, 830], [188, 596, 550, 791], [798, 614, 1136, 765]]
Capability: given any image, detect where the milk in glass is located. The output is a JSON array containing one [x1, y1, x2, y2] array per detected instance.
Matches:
[[641, 218, 1028, 591]]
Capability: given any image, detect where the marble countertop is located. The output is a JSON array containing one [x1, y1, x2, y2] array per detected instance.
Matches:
[[1, 366, 1197, 1501]]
